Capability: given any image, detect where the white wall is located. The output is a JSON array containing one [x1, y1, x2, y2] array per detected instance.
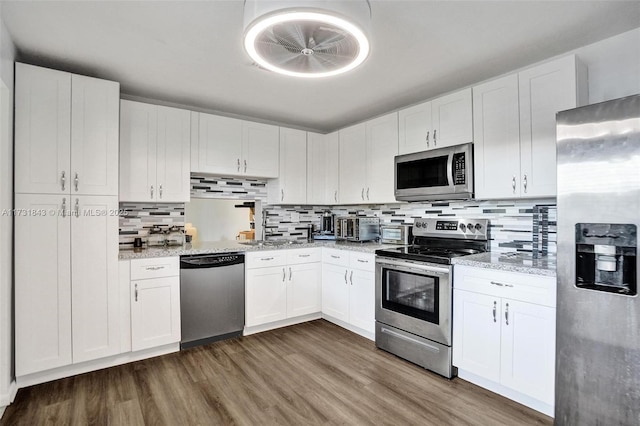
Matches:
[[0, 3, 15, 416], [185, 199, 252, 242]]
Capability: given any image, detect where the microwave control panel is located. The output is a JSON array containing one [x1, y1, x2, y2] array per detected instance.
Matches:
[[453, 153, 466, 185]]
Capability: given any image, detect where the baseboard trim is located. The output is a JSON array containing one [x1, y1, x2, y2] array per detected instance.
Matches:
[[0, 380, 17, 418], [321, 314, 374, 341], [243, 313, 322, 336], [16, 343, 179, 388]]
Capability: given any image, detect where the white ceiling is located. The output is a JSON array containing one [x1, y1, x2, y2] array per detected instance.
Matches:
[[2, 1, 639, 133]]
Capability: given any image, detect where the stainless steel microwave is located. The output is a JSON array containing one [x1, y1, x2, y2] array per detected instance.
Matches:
[[394, 143, 473, 201]]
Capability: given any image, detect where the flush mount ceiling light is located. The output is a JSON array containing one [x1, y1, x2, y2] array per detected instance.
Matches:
[[243, 1, 371, 78]]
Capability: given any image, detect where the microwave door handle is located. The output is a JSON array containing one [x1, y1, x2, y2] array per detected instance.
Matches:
[[447, 153, 455, 190]]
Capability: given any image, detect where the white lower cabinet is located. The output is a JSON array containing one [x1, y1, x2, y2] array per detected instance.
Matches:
[[245, 249, 321, 328], [130, 257, 181, 351], [322, 249, 375, 338], [453, 265, 556, 415]]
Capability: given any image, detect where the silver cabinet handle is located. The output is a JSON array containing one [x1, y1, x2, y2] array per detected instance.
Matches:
[[366, 187, 369, 200], [159, 184, 163, 199], [433, 129, 437, 146], [237, 158, 241, 172], [74, 173, 79, 192], [331, 255, 340, 259], [61, 198, 67, 218], [357, 259, 368, 263], [493, 301, 497, 323], [298, 254, 310, 258], [282, 267, 286, 282], [512, 176, 516, 194], [361, 188, 365, 200], [334, 190, 337, 203], [505, 303, 509, 325], [289, 267, 292, 281], [244, 159, 247, 173], [490, 281, 514, 288], [145, 266, 165, 271], [523, 174, 528, 193], [260, 257, 274, 261], [61, 171, 66, 191], [150, 185, 154, 199], [135, 284, 138, 302], [350, 271, 353, 285], [426, 131, 430, 147], [344, 269, 348, 284], [281, 189, 284, 202], [74, 198, 79, 217]]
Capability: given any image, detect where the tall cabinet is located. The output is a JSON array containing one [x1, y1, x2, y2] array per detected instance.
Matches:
[[307, 132, 339, 204], [268, 128, 307, 204], [14, 63, 120, 377]]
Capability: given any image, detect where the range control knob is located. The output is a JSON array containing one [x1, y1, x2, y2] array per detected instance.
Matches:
[[459, 223, 466, 232], [467, 224, 475, 232], [475, 223, 483, 231], [415, 222, 422, 228]]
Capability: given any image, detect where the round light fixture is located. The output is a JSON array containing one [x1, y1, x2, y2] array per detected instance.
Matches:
[[243, 2, 371, 78]]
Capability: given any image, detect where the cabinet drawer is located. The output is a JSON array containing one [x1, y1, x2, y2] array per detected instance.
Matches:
[[350, 252, 375, 271], [245, 251, 288, 268], [322, 248, 350, 267], [130, 257, 179, 280], [287, 248, 321, 265], [454, 265, 556, 307]]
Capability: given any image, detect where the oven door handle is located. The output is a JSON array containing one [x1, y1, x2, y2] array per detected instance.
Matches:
[[376, 258, 450, 274], [380, 327, 440, 353]]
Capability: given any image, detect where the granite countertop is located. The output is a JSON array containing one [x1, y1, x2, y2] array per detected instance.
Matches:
[[119, 240, 398, 260], [452, 252, 556, 277]]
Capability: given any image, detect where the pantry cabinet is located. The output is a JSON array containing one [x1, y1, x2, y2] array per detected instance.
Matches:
[[473, 54, 587, 199], [307, 131, 339, 204], [245, 249, 321, 328], [268, 128, 307, 204], [339, 112, 398, 204], [192, 112, 279, 178], [119, 100, 191, 202], [15, 63, 119, 196], [453, 265, 556, 413], [398, 88, 473, 154]]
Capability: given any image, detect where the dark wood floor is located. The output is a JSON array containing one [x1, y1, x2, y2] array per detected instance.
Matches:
[[1, 320, 552, 425]]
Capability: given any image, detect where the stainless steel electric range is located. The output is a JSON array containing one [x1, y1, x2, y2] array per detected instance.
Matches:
[[375, 218, 489, 378]]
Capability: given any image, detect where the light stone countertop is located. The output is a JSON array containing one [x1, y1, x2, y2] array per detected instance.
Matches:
[[452, 252, 556, 277], [119, 240, 400, 260]]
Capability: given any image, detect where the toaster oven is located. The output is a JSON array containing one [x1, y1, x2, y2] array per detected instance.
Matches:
[[335, 216, 380, 242]]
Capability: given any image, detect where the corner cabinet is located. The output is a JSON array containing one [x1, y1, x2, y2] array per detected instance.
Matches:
[[191, 112, 279, 178], [15, 63, 119, 196], [267, 128, 307, 204], [473, 54, 587, 199], [453, 265, 556, 416], [339, 112, 399, 204], [307, 131, 339, 204], [398, 88, 473, 155], [119, 100, 191, 202]]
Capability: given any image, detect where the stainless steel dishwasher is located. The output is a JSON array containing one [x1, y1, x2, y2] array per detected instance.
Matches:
[[179, 253, 245, 349]]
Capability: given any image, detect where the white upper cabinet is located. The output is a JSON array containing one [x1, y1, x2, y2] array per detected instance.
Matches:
[[307, 131, 339, 205], [192, 113, 279, 178], [474, 54, 587, 199], [268, 128, 307, 204], [339, 112, 399, 205], [15, 63, 119, 196], [120, 101, 191, 202], [398, 88, 472, 155]]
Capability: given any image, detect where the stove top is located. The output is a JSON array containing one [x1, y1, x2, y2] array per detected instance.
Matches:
[[375, 245, 485, 265]]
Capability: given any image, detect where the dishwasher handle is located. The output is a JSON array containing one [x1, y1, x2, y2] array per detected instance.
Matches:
[[180, 253, 245, 269]]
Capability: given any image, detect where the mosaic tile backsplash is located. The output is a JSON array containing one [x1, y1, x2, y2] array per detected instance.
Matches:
[[119, 203, 185, 248], [190, 175, 268, 201]]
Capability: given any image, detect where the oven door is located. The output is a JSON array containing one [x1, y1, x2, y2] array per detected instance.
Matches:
[[375, 256, 452, 345]]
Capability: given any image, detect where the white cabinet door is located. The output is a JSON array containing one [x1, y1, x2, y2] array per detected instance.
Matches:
[[398, 101, 431, 155], [287, 263, 321, 317], [307, 132, 339, 204], [15, 63, 71, 195], [245, 266, 287, 326], [15, 194, 72, 376], [519, 55, 580, 198], [339, 122, 367, 204], [274, 128, 307, 204], [321, 264, 349, 322], [431, 88, 473, 149], [131, 276, 181, 351], [156, 105, 191, 202], [71, 196, 120, 363], [473, 74, 521, 199], [365, 112, 398, 204], [197, 113, 243, 175], [119, 100, 157, 202], [348, 268, 375, 334], [243, 121, 279, 178], [500, 299, 556, 405], [452, 289, 501, 382], [70, 74, 119, 196]]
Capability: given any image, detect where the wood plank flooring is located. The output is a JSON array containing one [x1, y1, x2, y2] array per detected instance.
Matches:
[[1, 320, 552, 425]]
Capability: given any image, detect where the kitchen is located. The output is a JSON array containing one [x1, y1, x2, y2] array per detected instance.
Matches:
[[0, 1, 639, 425]]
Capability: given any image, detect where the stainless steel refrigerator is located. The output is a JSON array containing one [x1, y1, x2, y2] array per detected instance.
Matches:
[[555, 94, 639, 424]]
